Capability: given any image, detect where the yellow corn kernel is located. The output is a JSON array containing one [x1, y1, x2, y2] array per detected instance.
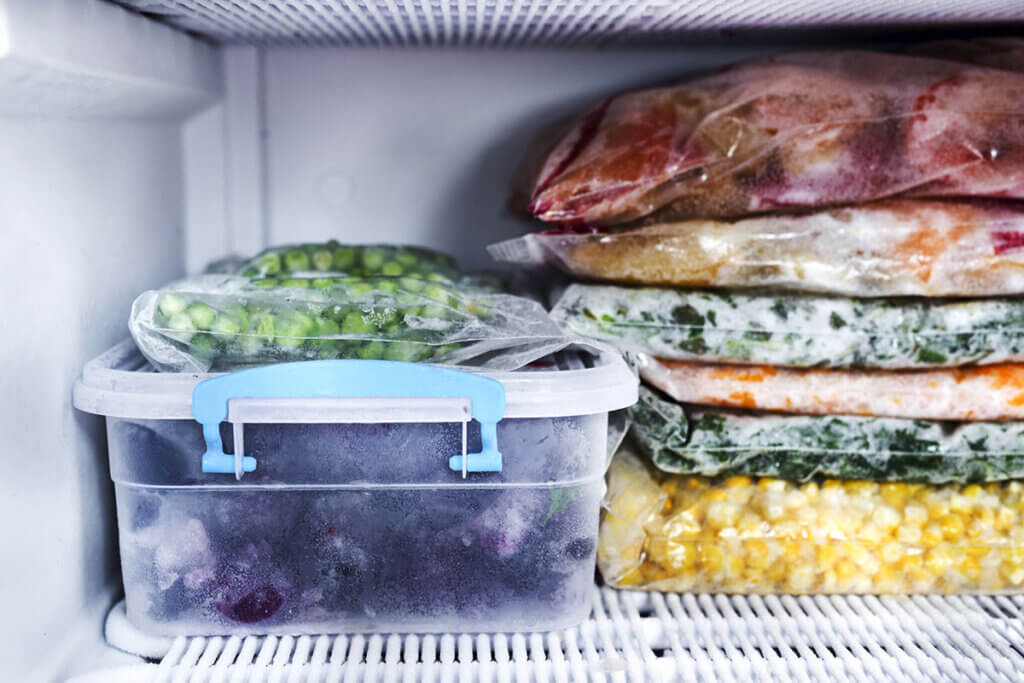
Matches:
[[663, 509, 701, 539], [966, 545, 990, 561], [973, 508, 995, 531], [775, 521, 804, 541], [762, 499, 786, 522], [817, 544, 839, 569], [940, 514, 965, 541], [1001, 546, 1024, 566], [926, 498, 951, 519], [871, 504, 901, 531], [703, 489, 728, 504], [846, 481, 878, 497], [897, 523, 922, 545], [725, 476, 752, 489], [737, 513, 766, 538], [660, 480, 679, 497], [707, 501, 742, 529], [967, 518, 990, 540], [1010, 568, 1024, 586], [699, 544, 725, 573], [904, 504, 928, 525], [857, 523, 886, 544], [898, 554, 923, 574], [745, 540, 772, 570], [872, 566, 900, 593], [782, 542, 807, 562], [995, 507, 1015, 532], [950, 495, 972, 514], [842, 542, 870, 568], [726, 553, 745, 577], [641, 563, 671, 583], [758, 478, 786, 492], [800, 481, 820, 502], [835, 559, 858, 583], [922, 523, 943, 546], [647, 537, 697, 572], [925, 543, 954, 576], [881, 541, 905, 564], [879, 482, 910, 509], [786, 565, 816, 593], [960, 558, 983, 581], [963, 484, 982, 499]]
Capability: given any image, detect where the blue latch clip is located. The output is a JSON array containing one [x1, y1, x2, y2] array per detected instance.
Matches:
[[192, 360, 506, 479]]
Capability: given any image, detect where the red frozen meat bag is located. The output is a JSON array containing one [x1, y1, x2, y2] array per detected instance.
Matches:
[[529, 49, 1024, 225]]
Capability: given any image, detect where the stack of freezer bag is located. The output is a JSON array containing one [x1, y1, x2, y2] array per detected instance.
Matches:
[[493, 40, 1024, 594], [131, 241, 570, 372]]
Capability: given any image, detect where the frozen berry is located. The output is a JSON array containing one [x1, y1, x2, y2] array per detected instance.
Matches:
[[219, 583, 283, 623]]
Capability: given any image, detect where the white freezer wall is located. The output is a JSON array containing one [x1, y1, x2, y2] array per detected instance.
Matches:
[[248, 47, 782, 270], [0, 2, 220, 679], [0, 119, 187, 681]]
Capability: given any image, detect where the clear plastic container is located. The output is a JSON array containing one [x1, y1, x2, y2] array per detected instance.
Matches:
[[74, 340, 637, 635]]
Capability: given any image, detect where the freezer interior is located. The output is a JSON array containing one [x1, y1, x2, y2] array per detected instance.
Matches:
[[4, 0, 1024, 680]]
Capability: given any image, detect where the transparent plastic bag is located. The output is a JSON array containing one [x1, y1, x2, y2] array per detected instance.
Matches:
[[909, 37, 1024, 72], [528, 49, 1024, 225], [639, 355, 1024, 421], [598, 446, 1024, 593], [630, 386, 1024, 484], [239, 241, 460, 281], [130, 274, 573, 372], [492, 200, 1024, 296], [548, 283, 1024, 368]]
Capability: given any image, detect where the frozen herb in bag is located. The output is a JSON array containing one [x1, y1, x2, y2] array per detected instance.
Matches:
[[529, 50, 1024, 225], [494, 200, 1024, 296], [130, 274, 570, 372], [630, 386, 1024, 484], [549, 283, 1024, 368]]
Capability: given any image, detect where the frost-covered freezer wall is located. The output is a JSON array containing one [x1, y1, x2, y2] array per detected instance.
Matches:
[[0, 1, 220, 679]]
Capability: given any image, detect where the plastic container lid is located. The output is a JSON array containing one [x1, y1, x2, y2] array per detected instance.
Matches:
[[73, 339, 638, 420]]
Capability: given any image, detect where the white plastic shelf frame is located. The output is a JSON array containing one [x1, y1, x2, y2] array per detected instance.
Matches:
[[114, 0, 1024, 46], [81, 586, 1024, 681]]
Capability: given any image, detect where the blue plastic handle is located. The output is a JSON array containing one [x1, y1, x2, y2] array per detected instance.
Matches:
[[192, 360, 506, 476]]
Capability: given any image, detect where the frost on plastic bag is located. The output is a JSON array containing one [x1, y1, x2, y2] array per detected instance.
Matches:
[[639, 356, 1024, 421], [550, 283, 1024, 368], [493, 200, 1024, 296], [529, 50, 1024, 225], [598, 445, 1024, 593], [630, 386, 1024, 484], [129, 274, 573, 373], [239, 241, 461, 281]]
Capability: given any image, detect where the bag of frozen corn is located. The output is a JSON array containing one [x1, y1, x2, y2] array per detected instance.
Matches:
[[599, 443, 1024, 594]]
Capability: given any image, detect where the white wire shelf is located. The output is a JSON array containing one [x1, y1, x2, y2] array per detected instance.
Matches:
[[77, 586, 1024, 681], [113, 1, 1024, 47]]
